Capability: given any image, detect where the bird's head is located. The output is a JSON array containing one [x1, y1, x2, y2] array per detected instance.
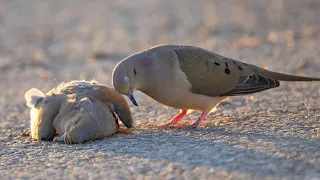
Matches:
[[112, 53, 148, 106], [24, 88, 65, 141]]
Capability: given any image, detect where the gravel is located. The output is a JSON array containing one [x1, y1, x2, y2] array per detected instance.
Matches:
[[0, 0, 320, 179]]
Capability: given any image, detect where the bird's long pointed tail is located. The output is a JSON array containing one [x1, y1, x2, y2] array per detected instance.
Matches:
[[255, 67, 320, 81]]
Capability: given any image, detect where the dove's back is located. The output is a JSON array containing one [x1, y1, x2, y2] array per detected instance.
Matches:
[[149, 45, 320, 97]]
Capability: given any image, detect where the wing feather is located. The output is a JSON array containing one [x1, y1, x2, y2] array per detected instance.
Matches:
[[219, 73, 280, 96], [171, 46, 280, 97]]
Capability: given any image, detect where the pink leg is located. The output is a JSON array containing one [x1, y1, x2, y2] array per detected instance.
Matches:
[[156, 109, 187, 128], [184, 111, 208, 128], [200, 121, 207, 127]]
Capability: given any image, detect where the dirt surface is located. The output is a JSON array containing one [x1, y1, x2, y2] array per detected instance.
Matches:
[[1, 0, 320, 179]]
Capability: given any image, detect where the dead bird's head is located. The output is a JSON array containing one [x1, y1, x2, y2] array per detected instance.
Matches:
[[24, 88, 66, 141]]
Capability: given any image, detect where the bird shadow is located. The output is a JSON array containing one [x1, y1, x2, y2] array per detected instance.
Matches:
[[66, 126, 320, 178]]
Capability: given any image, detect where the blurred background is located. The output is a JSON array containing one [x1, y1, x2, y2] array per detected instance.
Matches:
[[1, 0, 319, 87]]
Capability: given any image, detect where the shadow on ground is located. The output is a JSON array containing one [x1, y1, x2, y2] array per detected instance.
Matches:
[[18, 126, 316, 178]]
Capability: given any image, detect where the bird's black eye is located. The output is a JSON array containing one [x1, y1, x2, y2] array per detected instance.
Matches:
[[134, 68, 137, 76]]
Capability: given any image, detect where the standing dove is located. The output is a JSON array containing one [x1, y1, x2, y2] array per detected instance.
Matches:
[[112, 45, 320, 128]]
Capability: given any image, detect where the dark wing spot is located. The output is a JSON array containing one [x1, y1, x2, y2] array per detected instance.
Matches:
[[225, 68, 230, 74], [233, 61, 236, 65], [214, 62, 220, 66], [225, 62, 228, 67], [237, 66, 243, 70], [134, 68, 137, 76]]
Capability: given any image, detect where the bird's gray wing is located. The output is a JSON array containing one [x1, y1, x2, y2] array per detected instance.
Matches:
[[172, 46, 280, 97], [218, 73, 280, 96]]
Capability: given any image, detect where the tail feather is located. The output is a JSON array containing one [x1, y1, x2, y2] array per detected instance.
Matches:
[[256, 68, 320, 81]]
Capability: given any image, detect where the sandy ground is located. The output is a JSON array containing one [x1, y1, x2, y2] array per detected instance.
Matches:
[[0, 0, 320, 179]]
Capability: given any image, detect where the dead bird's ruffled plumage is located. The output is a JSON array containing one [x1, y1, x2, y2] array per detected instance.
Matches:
[[25, 80, 133, 144]]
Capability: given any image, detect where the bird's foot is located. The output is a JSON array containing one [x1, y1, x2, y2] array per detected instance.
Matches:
[[156, 109, 188, 129], [200, 121, 207, 127], [177, 111, 208, 129]]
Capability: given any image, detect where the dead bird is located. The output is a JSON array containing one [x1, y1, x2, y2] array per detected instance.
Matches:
[[24, 80, 133, 144]]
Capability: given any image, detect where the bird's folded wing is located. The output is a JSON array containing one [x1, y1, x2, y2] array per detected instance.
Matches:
[[219, 73, 280, 96], [172, 47, 279, 97], [58, 81, 133, 128]]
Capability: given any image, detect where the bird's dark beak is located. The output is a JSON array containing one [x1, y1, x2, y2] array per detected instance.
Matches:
[[128, 91, 138, 106]]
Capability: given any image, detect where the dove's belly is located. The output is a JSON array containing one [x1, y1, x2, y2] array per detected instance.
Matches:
[[142, 87, 227, 112]]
